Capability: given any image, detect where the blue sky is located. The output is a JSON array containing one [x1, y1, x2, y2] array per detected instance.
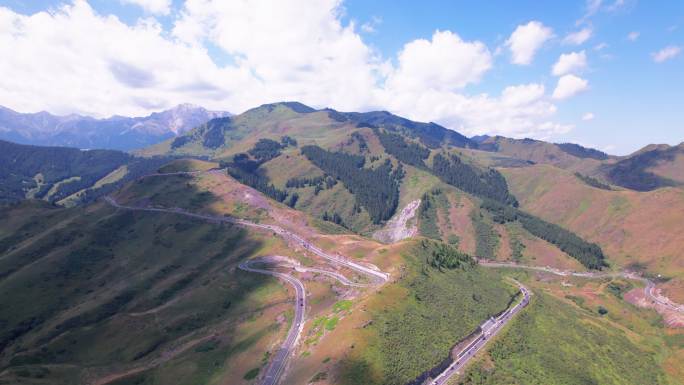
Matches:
[[0, 0, 682, 154], [345, 0, 683, 154]]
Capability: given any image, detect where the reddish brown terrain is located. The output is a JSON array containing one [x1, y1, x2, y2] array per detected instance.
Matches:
[[447, 194, 477, 255], [503, 164, 684, 279]]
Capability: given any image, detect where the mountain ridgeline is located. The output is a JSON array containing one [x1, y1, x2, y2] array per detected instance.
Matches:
[[165, 102, 478, 158], [0, 104, 230, 151], [3, 101, 656, 273], [172, 117, 233, 150], [153, 102, 612, 269], [346, 110, 475, 148], [556, 142, 609, 160], [603, 144, 684, 191]]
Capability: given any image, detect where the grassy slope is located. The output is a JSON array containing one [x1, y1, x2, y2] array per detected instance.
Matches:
[[412, 185, 583, 270], [646, 144, 684, 184], [332, 241, 517, 385], [398, 165, 442, 209], [140, 104, 450, 236], [259, 149, 378, 232], [459, 267, 682, 385], [142, 106, 355, 160], [459, 291, 667, 385], [254, 126, 442, 235], [57, 166, 129, 207], [445, 193, 478, 254], [109, 170, 431, 385], [156, 159, 218, 173], [466, 138, 605, 175], [117, 161, 683, 385], [2, 157, 680, 385], [502, 164, 684, 280], [508, 221, 585, 271], [0, 187, 292, 384]]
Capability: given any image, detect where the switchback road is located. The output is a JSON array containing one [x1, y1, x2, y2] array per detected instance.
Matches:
[[104, 172, 683, 385], [103, 196, 389, 284], [238, 259, 306, 385], [104, 195, 532, 385], [238, 256, 378, 385], [104, 197, 387, 384]]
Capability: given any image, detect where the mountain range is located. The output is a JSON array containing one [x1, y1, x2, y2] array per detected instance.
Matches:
[[0, 101, 682, 385], [0, 104, 230, 151], [145, 101, 683, 192]]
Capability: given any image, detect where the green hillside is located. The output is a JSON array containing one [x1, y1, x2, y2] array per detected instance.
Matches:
[[337, 240, 517, 385], [135, 102, 609, 269], [0, 196, 288, 384], [0, 140, 171, 206], [0, 101, 681, 385], [459, 291, 666, 385]]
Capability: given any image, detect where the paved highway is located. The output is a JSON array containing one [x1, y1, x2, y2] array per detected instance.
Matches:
[[430, 282, 530, 385], [238, 259, 307, 385], [105, 172, 683, 384], [104, 196, 389, 284], [479, 260, 684, 314], [237, 257, 379, 385], [292, 265, 372, 287], [104, 197, 387, 384], [105, 195, 532, 384]]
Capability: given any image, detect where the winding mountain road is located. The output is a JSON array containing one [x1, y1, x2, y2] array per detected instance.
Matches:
[[103, 171, 684, 385], [237, 256, 377, 385], [103, 196, 388, 284], [104, 196, 387, 384], [479, 260, 684, 314], [238, 259, 307, 385]]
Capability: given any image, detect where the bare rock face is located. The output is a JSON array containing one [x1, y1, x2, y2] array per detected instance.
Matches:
[[373, 199, 421, 243]]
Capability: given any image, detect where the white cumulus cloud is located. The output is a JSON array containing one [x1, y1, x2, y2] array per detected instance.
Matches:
[[386, 30, 491, 92], [627, 31, 640, 41], [0, 1, 243, 116], [505, 21, 554, 65], [552, 74, 589, 100], [120, 0, 172, 15], [582, 112, 595, 121], [379, 83, 570, 138], [652, 46, 681, 63], [0, 0, 577, 141], [501, 83, 546, 106], [563, 27, 592, 45], [552, 51, 587, 76], [171, 0, 381, 112]]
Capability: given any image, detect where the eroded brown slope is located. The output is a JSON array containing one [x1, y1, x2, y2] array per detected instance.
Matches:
[[502, 164, 684, 280]]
